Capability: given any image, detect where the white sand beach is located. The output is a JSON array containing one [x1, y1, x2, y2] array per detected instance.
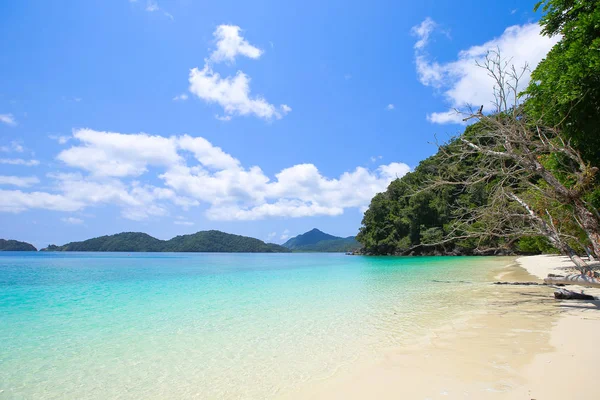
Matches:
[[290, 255, 600, 400]]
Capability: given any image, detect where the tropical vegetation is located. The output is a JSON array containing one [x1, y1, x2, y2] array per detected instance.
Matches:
[[282, 228, 360, 252], [42, 230, 290, 253], [357, 0, 600, 271], [0, 239, 37, 251]]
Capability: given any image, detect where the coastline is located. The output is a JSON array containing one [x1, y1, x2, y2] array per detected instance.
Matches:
[[515, 255, 600, 400], [289, 255, 600, 399]]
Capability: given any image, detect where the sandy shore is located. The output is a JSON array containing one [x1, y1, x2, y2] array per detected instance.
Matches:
[[288, 255, 600, 399]]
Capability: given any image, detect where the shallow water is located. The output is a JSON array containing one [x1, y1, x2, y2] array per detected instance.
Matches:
[[0, 252, 509, 399]]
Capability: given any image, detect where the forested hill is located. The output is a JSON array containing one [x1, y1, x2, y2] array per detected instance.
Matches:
[[356, 127, 496, 256], [357, 0, 600, 257], [41, 231, 290, 253], [283, 229, 361, 252], [0, 239, 37, 251]]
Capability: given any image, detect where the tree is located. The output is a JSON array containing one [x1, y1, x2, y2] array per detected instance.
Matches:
[[526, 0, 600, 165], [428, 51, 599, 271]]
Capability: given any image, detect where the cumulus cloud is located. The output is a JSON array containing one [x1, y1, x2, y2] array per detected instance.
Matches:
[[411, 18, 560, 124], [0, 175, 39, 187], [386, 104, 395, 111], [0, 190, 83, 213], [57, 128, 181, 177], [209, 25, 263, 63], [187, 25, 289, 121], [2, 129, 409, 221], [0, 114, 17, 126], [189, 66, 287, 120]]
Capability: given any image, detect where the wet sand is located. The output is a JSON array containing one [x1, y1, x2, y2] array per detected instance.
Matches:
[[289, 256, 600, 399]]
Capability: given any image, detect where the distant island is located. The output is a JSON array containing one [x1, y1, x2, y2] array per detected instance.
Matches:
[[0, 239, 37, 251], [41, 231, 290, 253], [283, 229, 360, 252], [3, 229, 362, 253]]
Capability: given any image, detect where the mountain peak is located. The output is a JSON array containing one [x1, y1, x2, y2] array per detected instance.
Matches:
[[282, 229, 360, 252]]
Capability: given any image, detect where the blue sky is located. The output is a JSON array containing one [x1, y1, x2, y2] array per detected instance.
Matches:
[[0, 0, 559, 248]]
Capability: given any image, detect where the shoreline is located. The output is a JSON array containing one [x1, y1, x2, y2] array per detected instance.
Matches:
[[289, 255, 600, 399]]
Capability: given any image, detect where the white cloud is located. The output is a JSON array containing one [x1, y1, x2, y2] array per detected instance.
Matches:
[[49, 135, 71, 144], [386, 104, 395, 111], [62, 217, 83, 224], [177, 134, 239, 170], [0, 190, 83, 213], [0, 114, 17, 126], [48, 172, 194, 220], [426, 110, 464, 124], [57, 128, 181, 177], [411, 19, 560, 124], [411, 17, 437, 50], [280, 229, 290, 241], [0, 158, 39, 166], [0, 175, 39, 187], [189, 66, 286, 120], [215, 115, 232, 121], [0, 141, 24, 153], [173, 93, 188, 101], [1, 129, 409, 221], [187, 25, 289, 121], [209, 25, 263, 63]]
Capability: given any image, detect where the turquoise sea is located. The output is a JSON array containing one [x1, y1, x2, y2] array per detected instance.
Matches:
[[0, 252, 507, 399]]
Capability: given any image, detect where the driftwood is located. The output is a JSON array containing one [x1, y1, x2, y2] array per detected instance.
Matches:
[[554, 288, 596, 300], [544, 274, 600, 288], [494, 281, 548, 286]]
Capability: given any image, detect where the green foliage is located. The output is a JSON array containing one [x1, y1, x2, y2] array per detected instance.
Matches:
[[358, 1, 600, 256], [517, 236, 558, 254], [357, 124, 492, 255], [41, 231, 290, 253], [282, 229, 361, 252], [0, 239, 37, 251], [526, 0, 600, 165]]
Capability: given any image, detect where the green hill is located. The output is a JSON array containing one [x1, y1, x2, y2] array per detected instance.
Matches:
[[0, 239, 37, 251], [282, 229, 361, 252], [41, 230, 290, 253]]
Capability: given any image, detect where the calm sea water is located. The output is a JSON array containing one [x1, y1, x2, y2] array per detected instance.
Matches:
[[0, 252, 507, 399]]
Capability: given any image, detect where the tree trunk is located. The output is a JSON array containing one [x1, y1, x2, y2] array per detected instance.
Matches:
[[544, 274, 600, 288], [574, 199, 600, 260], [554, 288, 595, 300]]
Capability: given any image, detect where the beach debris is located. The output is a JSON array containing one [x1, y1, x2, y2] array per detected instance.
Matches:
[[544, 274, 600, 288], [432, 279, 472, 284], [553, 288, 596, 300], [493, 281, 547, 286]]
